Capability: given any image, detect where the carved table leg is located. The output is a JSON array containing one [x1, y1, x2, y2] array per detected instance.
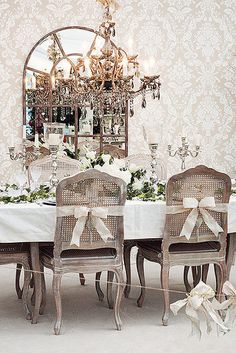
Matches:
[[30, 242, 42, 324], [124, 240, 136, 298]]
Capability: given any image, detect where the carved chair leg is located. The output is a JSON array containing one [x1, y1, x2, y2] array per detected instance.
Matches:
[[136, 250, 145, 308], [214, 262, 227, 302], [15, 263, 23, 299], [202, 264, 209, 283], [107, 271, 114, 309], [39, 264, 46, 315], [124, 240, 136, 298], [30, 275, 34, 288], [22, 262, 32, 320], [226, 233, 236, 280], [183, 266, 191, 293], [161, 264, 170, 326], [79, 273, 85, 285], [113, 268, 124, 331], [53, 272, 62, 335], [95, 272, 104, 302], [192, 266, 201, 287]]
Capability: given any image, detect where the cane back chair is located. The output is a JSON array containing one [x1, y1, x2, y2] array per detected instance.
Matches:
[[28, 155, 81, 185], [15, 155, 83, 300], [39, 169, 126, 334], [136, 165, 231, 325], [0, 243, 31, 319], [124, 153, 167, 180]]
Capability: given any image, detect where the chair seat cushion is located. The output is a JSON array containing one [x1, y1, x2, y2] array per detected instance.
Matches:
[[40, 246, 117, 266], [137, 240, 220, 255]]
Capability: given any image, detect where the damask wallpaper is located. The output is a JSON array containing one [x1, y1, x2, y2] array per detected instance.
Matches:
[[0, 0, 235, 181]]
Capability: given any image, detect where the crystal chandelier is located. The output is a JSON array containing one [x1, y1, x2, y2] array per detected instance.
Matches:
[[51, 0, 161, 119]]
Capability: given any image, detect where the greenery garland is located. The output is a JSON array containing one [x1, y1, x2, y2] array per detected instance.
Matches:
[[0, 184, 55, 204]]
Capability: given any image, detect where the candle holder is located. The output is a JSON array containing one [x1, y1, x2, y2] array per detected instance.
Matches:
[[8, 140, 41, 170], [168, 137, 200, 171], [148, 143, 159, 184], [49, 145, 59, 188]]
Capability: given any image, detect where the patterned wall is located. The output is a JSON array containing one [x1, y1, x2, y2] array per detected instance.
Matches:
[[0, 0, 235, 181]]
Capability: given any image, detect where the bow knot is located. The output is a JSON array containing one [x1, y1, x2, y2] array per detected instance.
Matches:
[[166, 196, 228, 240], [57, 205, 124, 247]]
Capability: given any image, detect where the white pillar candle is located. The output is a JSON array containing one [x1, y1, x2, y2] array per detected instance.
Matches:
[[23, 125, 27, 139], [34, 133, 39, 148], [122, 56, 128, 76], [196, 134, 201, 146], [147, 131, 159, 144], [48, 133, 59, 146], [83, 123, 91, 133], [10, 134, 14, 147], [31, 75, 36, 89]]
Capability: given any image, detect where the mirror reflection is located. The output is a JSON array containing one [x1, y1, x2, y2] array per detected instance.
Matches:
[[23, 27, 128, 157]]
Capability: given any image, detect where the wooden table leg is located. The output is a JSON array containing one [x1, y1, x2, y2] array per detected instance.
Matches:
[[30, 242, 42, 324]]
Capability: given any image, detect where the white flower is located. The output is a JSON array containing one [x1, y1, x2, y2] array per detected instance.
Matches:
[[129, 162, 140, 173], [113, 158, 126, 168], [132, 178, 144, 191], [79, 157, 92, 170], [120, 169, 132, 184], [94, 162, 131, 185], [7, 189, 21, 197], [86, 151, 96, 160], [101, 154, 111, 163]]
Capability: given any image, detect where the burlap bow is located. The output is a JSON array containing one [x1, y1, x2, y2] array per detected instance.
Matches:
[[166, 197, 228, 240], [170, 281, 229, 339], [212, 281, 236, 328], [57, 205, 124, 247]]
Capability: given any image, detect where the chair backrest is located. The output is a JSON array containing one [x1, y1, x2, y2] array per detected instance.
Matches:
[[163, 165, 231, 253], [96, 145, 126, 159], [124, 153, 167, 180], [28, 155, 81, 184], [53, 169, 126, 259]]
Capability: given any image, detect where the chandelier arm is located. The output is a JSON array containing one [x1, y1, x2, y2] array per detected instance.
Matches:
[[86, 33, 99, 57]]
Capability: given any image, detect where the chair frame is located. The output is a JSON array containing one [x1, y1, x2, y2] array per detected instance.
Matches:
[[136, 165, 231, 325], [40, 169, 126, 334], [0, 244, 31, 320]]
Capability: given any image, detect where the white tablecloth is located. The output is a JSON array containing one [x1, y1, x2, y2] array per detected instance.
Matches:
[[0, 198, 236, 243]]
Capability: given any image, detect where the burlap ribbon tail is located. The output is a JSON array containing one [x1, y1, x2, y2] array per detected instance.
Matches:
[[170, 281, 229, 339], [212, 281, 236, 328]]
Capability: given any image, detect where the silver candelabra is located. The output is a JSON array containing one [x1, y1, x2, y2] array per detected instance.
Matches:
[[49, 145, 59, 188], [8, 140, 41, 170], [168, 137, 200, 170], [148, 143, 159, 184]]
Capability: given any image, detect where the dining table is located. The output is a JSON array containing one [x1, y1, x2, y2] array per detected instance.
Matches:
[[0, 197, 236, 323]]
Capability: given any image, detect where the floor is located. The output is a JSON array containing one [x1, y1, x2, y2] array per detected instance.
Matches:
[[0, 255, 235, 353]]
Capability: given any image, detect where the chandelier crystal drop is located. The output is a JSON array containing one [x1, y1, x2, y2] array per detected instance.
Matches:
[[50, 1, 161, 120]]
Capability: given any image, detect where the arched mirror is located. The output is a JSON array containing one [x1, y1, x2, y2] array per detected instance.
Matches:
[[23, 26, 128, 157]]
